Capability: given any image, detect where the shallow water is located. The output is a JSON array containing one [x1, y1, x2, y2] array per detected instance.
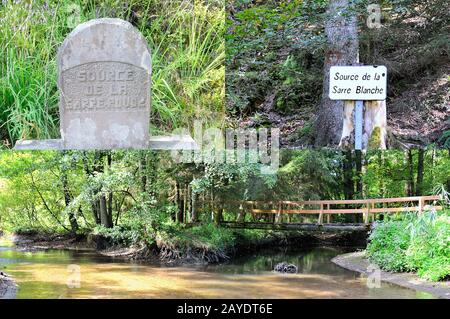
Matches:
[[0, 243, 435, 299]]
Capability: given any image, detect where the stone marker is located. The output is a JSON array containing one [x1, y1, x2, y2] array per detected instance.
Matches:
[[59, 18, 151, 149], [14, 18, 196, 151]]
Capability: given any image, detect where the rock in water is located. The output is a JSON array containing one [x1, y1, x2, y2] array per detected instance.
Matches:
[[274, 262, 298, 273]]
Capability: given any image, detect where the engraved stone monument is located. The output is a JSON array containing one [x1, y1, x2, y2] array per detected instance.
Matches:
[[14, 18, 196, 150]]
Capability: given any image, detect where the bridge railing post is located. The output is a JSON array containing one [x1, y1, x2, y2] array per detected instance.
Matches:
[[364, 200, 371, 224], [418, 197, 424, 214], [326, 203, 330, 223], [275, 202, 282, 224], [318, 203, 324, 225]]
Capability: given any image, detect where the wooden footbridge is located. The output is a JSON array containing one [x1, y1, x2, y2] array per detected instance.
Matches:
[[215, 195, 443, 232]]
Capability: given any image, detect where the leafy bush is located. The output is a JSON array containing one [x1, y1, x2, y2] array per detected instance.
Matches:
[[158, 223, 235, 251], [367, 210, 450, 281], [405, 214, 450, 281], [366, 220, 411, 271], [92, 225, 141, 246]]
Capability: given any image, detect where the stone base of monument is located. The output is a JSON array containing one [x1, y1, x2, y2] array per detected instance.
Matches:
[[14, 135, 198, 151]]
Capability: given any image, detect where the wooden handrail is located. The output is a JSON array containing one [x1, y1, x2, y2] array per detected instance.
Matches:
[[245, 196, 443, 225], [250, 195, 441, 206], [213, 195, 441, 206], [197, 196, 444, 226]]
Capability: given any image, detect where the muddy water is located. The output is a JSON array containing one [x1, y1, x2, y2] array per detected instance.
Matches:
[[0, 244, 435, 299]]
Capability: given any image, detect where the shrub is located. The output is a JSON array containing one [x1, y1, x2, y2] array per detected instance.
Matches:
[[92, 225, 141, 246], [366, 220, 411, 272], [405, 214, 450, 281], [366, 210, 450, 281], [158, 223, 235, 251]]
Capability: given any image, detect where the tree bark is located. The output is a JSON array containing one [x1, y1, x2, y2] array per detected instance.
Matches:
[[363, 101, 387, 149], [191, 192, 198, 222], [314, 0, 387, 149], [61, 162, 79, 233], [447, 149, 450, 192], [215, 206, 223, 226], [176, 182, 184, 223], [99, 195, 113, 228], [139, 151, 147, 193], [343, 150, 354, 200], [314, 0, 359, 147], [415, 149, 424, 196], [82, 152, 100, 224], [406, 149, 415, 197]]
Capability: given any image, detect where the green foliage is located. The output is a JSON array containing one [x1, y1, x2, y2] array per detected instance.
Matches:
[[367, 210, 450, 281], [92, 225, 141, 246], [279, 149, 341, 200], [405, 213, 450, 281], [227, 0, 449, 146], [1, 149, 450, 268], [226, 0, 325, 117], [366, 219, 411, 271], [438, 130, 450, 149], [160, 223, 235, 251]]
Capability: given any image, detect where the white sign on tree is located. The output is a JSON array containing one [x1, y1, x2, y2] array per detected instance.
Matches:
[[329, 65, 387, 150], [329, 65, 387, 100]]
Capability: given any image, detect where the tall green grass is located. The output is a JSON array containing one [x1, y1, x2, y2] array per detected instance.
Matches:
[[0, 0, 225, 147]]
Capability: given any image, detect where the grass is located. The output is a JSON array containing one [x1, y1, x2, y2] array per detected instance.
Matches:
[[0, 0, 225, 147]]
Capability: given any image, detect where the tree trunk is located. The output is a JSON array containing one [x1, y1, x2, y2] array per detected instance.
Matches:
[[62, 169, 79, 233], [82, 152, 100, 224], [176, 182, 184, 223], [314, 0, 359, 147], [214, 206, 223, 226], [107, 152, 113, 226], [343, 150, 354, 200], [60, 151, 78, 233], [139, 151, 147, 193], [99, 195, 113, 228], [191, 192, 198, 223], [378, 151, 385, 197], [447, 150, 450, 192], [406, 149, 415, 197], [314, 0, 386, 149], [363, 101, 387, 149], [415, 149, 424, 196]]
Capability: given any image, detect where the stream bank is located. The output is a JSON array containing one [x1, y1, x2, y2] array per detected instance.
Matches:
[[332, 251, 450, 299], [0, 272, 17, 299], [8, 228, 368, 265]]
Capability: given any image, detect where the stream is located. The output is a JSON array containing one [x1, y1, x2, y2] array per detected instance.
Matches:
[[0, 243, 435, 299]]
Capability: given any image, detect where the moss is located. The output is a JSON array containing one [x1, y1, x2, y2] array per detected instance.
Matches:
[[368, 126, 381, 150]]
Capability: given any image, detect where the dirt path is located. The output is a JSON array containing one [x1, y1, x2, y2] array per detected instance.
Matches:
[[332, 251, 450, 299]]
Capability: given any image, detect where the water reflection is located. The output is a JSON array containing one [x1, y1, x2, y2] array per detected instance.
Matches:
[[0, 244, 435, 299]]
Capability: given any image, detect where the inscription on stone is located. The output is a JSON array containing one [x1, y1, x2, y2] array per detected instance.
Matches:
[[58, 18, 152, 149], [62, 62, 148, 112]]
